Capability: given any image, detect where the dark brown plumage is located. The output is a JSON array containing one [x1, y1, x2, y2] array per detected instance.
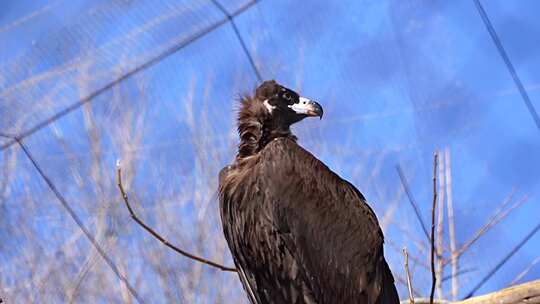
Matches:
[[219, 80, 399, 304]]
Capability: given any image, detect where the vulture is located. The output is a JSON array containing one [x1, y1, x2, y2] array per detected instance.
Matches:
[[219, 80, 399, 304]]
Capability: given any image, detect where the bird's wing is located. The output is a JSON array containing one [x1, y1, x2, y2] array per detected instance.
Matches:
[[219, 165, 263, 304], [220, 159, 318, 303], [219, 138, 398, 303], [341, 180, 400, 303], [256, 138, 397, 303]]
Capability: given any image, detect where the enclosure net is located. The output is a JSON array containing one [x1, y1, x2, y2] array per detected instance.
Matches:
[[1, 1, 539, 303]]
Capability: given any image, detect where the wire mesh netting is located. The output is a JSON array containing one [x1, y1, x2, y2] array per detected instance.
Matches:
[[1, 0, 539, 303]]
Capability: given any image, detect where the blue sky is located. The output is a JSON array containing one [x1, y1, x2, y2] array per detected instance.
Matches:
[[1, 0, 539, 302]]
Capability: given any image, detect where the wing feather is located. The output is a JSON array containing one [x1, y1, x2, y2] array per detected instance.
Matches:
[[219, 138, 398, 303]]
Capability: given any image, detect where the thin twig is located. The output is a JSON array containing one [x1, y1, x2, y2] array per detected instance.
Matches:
[[435, 152, 445, 299], [387, 239, 430, 270], [430, 152, 439, 304], [509, 256, 540, 286], [403, 248, 415, 304], [453, 193, 529, 261], [394, 275, 422, 298], [396, 165, 431, 242], [17, 140, 144, 304], [464, 220, 540, 299], [116, 164, 237, 272]]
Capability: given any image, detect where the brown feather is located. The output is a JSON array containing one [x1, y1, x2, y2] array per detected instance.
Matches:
[[219, 81, 399, 304]]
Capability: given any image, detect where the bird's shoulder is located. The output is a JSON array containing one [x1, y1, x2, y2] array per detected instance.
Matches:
[[261, 137, 383, 241], [261, 138, 367, 203], [262, 137, 314, 159], [258, 140, 387, 301], [220, 137, 391, 302], [218, 165, 235, 200], [259, 137, 328, 175], [218, 164, 233, 186]]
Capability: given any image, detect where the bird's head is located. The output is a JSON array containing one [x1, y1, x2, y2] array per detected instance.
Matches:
[[254, 80, 323, 128], [236, 80, 323, 159]]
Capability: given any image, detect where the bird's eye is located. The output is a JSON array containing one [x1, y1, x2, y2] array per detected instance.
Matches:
[[283, 93, 292, 101]]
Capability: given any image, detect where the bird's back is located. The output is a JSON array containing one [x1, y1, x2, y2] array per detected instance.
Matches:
[[219, 138, 399, 304]]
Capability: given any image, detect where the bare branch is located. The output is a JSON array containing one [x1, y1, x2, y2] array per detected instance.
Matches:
[[468, 192, 524, 251], [403, 248, 415, 304], [396, 165, 431, 242], [444, 148, 458, 301], [430, 152, 439, 304], [453, 193, 529, 261], [464, 221, 540, 298], [395, 275, 422, 299], [510, 256, 540, 286], [435, 152, 445, 299], [16, 139, 144, 304], [387, 239, 430, 270], [116, 164, 237, 272]]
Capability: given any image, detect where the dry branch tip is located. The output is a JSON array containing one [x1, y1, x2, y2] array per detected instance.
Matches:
[[430, 152, 439, 304], [403, 247, 415, 304], [115, 166, 237, 272]]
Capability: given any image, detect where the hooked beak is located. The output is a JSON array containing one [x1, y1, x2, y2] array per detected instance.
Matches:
[[289, 97, 324, 119]]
